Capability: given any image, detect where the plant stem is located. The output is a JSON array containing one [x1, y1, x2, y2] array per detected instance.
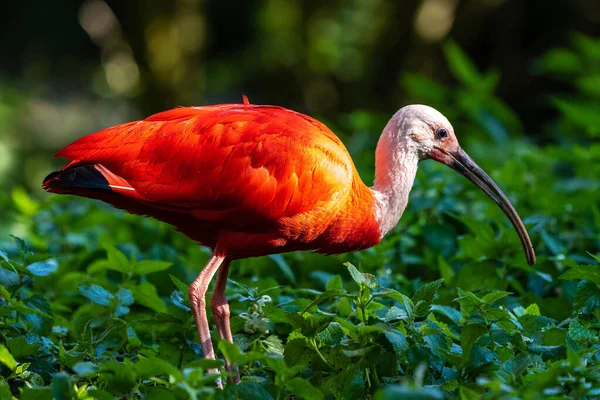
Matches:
[[311, 338, 333, 370], [482, 313, 496, 351]]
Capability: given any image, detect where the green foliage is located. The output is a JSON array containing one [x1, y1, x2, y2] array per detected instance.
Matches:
[[538, 33, 600, 138], [1, 41, 600, 399]]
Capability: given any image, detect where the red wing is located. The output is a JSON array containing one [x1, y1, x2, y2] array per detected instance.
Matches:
[[55, 104, 354, 232]]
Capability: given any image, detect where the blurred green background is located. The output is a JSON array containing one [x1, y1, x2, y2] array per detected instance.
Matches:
[[1, 2, 600, 397], [1, 0, 600, 251], [1, 0, 599, 192]]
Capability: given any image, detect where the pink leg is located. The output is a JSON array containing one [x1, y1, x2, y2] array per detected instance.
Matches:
[[188, 253, 226, 385], [210, 260, 240, 384]]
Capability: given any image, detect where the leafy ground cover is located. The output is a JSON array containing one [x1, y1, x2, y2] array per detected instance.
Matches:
[[1, 38, 600, 399]]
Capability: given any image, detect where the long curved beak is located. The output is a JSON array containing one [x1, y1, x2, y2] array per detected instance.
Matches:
[[438, 147, 536, 265]]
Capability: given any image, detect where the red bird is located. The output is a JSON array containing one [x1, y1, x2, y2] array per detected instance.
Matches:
[[43, 99, 535, 383]]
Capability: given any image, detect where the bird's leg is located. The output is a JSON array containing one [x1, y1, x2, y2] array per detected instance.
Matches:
[[210, 260, 240, 384], [188, 253, 226, 386]]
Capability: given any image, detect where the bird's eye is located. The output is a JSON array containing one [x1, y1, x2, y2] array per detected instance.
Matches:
[[436, 128, 448, 139]]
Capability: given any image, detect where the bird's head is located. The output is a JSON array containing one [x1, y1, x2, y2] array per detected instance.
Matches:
[[386, 104, 536, 265], [391, 104, 458, 160]]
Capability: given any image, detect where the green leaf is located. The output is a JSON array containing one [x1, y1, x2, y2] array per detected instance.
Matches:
[[87, 389, 115, 400], [539, 48, 581, 74], [136, 312, 183, 325], [11, 187, 39, 215], [0, 249, 8, 263], [431, 305, 462, 324], [459, 386, 480, 400], [527, 344, 565, 358], [366, 298, 385, 315], [519, 315, 555, 335], [412, 278, 443, 316], [302, 289, 350, 312], [589, 253, 600, 264], [301, 314, 335, 338], [21, 388, 53, 400], [52, 373, 74, 400], [228, 381, 275, 400], [283, 338, 311, 366], [134, 260, 172, 275], [73, 361, 98, 377], [481, 291, 511, 304], [384, 306, 409, 322], [455, 289, 486, 318], [8, 336, 40, 358], [443, 41, 482, 89], [25, 292, 53, 316], [559, 264, 600, 284], [128, 281, 167, 313], [460, 324, 487, 364], [441, 380, 459, 392], [346, 263, 364, 285], [11, 235, 30, 261], [374, 385, 445, 400], [183, 358, 224, 371], [0, 344, 17, 370], [524, 303, 541, 315], [103, 245, 133, 274], [145, 388, 177, 400], [456, 262, 502, 291], [79, 284, 114, 306], [500, 353, 530, 377], [552, 98, 600, 134], [12, 299, 52, 318], [88, 245, 134, 274], [263, 305, 301, 326], [262, 335, 285, 355], [573, 281, 600, 314], [315, 322, 345, 346], [170, 274, 189, 294], [98, 360, 137, 394], [218, 340, 243, 365], [284, 377, 324, 400], [384, 330, 409, 356], [268, 254, 296, 284], [135, 357, 183, 381], [26, 258, 58, 276], [374, 288, 414, 321], [342, 346, 376, 358], [326, 274, 343, 290], [0, 382, 11, 400], [402, 73, 447, 101], [438, 256, 455, 284], [345, 262, 379, 289], [568, 319, 596, 342]]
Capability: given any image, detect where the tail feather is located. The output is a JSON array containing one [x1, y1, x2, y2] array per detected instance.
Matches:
[[43, 165, 113, 193], [42, 163, 142, 200]]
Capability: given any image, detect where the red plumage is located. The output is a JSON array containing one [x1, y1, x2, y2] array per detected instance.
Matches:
[[44, 101, 536, 382], [44, 103, 381, 258]]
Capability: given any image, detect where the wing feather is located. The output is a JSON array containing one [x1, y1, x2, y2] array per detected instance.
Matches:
[[56, 104, 354, 238]]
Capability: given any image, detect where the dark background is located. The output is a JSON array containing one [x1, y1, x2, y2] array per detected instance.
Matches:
[[0, 0, 598, 191]]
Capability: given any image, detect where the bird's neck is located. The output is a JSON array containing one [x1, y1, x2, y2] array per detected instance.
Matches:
[[370, 130, 419, 238]]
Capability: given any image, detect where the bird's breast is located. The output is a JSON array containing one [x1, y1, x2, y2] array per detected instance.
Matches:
[[216, 179, 381, 258], [312, 182, 381, 254]]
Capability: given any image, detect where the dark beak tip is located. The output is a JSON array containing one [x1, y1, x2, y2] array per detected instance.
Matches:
[[528, 252, 537, 266]]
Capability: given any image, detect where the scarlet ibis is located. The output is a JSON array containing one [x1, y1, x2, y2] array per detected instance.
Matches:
[[43, 100, 535, 383]]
